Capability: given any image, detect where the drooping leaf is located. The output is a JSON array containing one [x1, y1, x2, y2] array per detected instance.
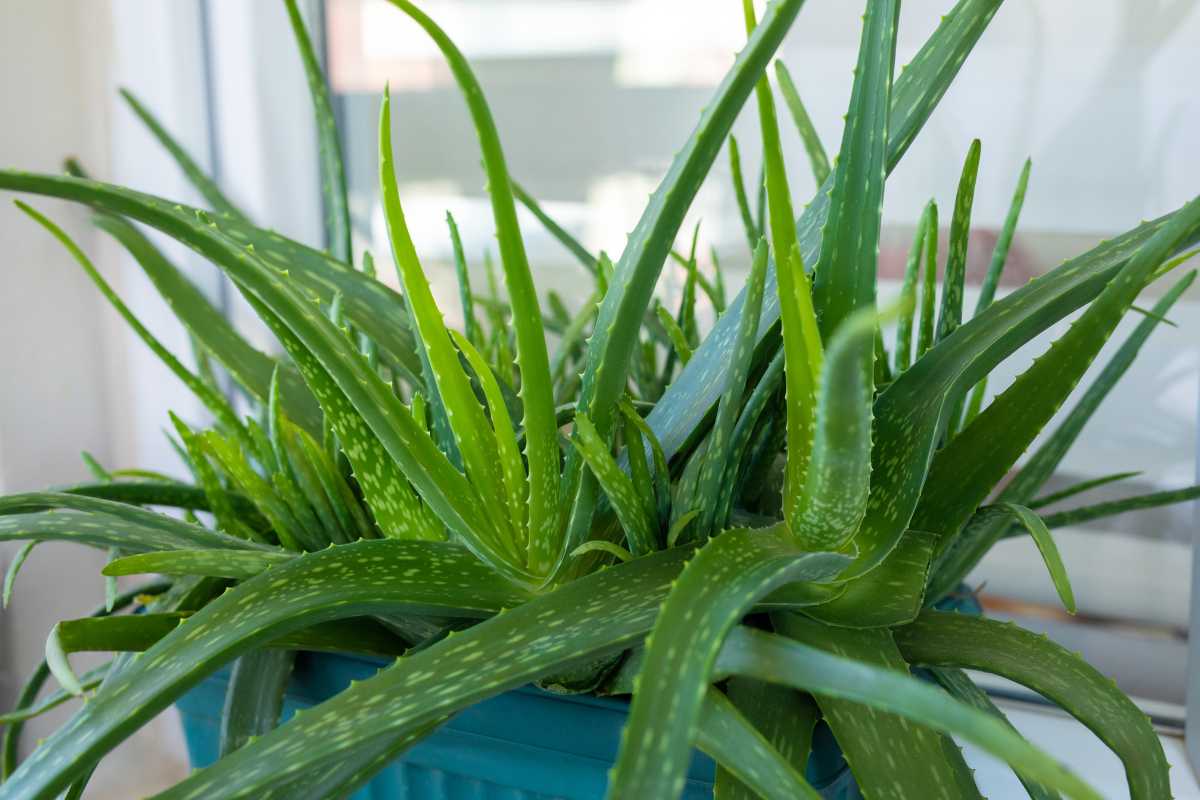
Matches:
[[771, 615, 983, 800], [609, 525, 848, 799], [717, 624, 1099, 799], [698, 688, 820, 800], [896, 611, 1168, 800], [2, 540, 36, 609], [985, 503, 1075, 613]]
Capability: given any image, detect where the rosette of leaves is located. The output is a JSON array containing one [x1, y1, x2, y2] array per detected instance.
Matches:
[[2, 0, 1199, 798]]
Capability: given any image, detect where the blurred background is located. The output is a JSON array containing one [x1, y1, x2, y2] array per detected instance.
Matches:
[[1, 0, 1198, 796]]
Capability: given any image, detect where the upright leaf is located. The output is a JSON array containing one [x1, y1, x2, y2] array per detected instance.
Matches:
[[773, 60, 830, 184]]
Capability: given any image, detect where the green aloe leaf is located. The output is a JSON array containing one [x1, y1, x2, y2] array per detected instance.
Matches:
[[1038, 484, 1200, 530], [696, 240, 768, 538], [170, 414, 261, 541], [93, 214, 321, 433], [789, 306, 877, 550], [985, 503, 1075, 613], [697, 688, 820, 800], [511, 180, 599, 274], [728, 135, 760, 251], [929, 270, 1196, 598], [609, 525, 848, 799], [561, 0, 809, 559], [656, 302, 694, 365], [0, 494, 269, 553], [220, 649, 295, 756], [104, 548, 292, 580], [802, 529, 937, 628], [141, 548, 692, 800], [0, 663, 109, 725], [811, 0, 897, 339], [646, 0, 1003, 461], [896, 612, 1168, 800], [1028, 471, 1141, 509], [2, 540, 35, 609], [894, 201, 933, 372], [917, 198, 1200, 567], [714, 678, 818, 800], [939, 139, 982, 436], [930, 666, 1060, 800], [0, 539, 529, 799], [917, 201, 941, 357], [771, 615, 983, 799], [571, 414, 656, 556], [59, 479, 259, 524], [382, 0, 562, 575], [444, 211, 481, 344], [15, 202, 252, 453], [119, 89, 248, 220], [283, 0, 352, 264], [773, 60, 830, 184], [717, 624, 1100, 800]]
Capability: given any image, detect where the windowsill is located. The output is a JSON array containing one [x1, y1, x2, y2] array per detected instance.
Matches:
[[966, 698, 1200, 798]]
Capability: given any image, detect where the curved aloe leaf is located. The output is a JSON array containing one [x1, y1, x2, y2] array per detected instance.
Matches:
[[561, 0, 809, 558], [696, 689, 820, 800], [930, 666, 1060, 800], [916, 197, 1200, 565], [714, 678, 819, 800], [138, 548, 693, 800], [571, 414, 656, 556], [929, 269, 1197, 597], [647, 0, 1004, 462], [2, 540, 35, 608], [609, 526, 848, 799], [283, 0, 352, 264], [220, 649, 295, 756], [0, 539, 528, 799], [717, 625, 1100, 800], [896, 612, 1168, 800], [771, 615, 983, 799], [93, 214, 320, 432], [382, 0, 561, 574], [986, 503, 1075, 613], [104, 548, 292, 580]]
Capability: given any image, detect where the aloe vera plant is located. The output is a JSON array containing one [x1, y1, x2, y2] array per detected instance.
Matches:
[[2, 1, 1199, 798]]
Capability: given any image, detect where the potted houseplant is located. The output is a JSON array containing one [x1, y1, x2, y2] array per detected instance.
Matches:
[[2, 0, 1199, 797]]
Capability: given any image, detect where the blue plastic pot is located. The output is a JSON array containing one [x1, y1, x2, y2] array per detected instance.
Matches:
[[177, 650, 861, 799]]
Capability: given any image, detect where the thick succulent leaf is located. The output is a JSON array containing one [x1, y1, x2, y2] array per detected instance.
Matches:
[[697, 688, 820, 800], [930, 666, 1061, 800], [379, 91, 515, 553], [646, 0, 1004, 461], [771, 615, 982, 800], [0, 494, 269, 553], [220, 649, 295, 756], [609, 526, 848, 799], [571, 414, 656, 556], [0, 539, 528, 799], [143, 548, 692, 799], [716, 624, 1100, 799], [696, 240, 768, 538], [789, 307, 877, 550], [929, 270, 1196, 596], [802, 528, 937, 628], [283, 0, 352, 264], [382, 0, 562, 573], [714, 678, 819, 800], [773, 60, 830, 184], [811, 0, 897, 336], [104, 548, 292, 580], [917, 198, 1200, 565], [94, 214, 321, 432], [896, 612, 1168, 800], [560, 0, 809, 557]]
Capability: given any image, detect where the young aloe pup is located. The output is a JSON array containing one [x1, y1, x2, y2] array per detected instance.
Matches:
[[1, 0, 1199, 798]]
